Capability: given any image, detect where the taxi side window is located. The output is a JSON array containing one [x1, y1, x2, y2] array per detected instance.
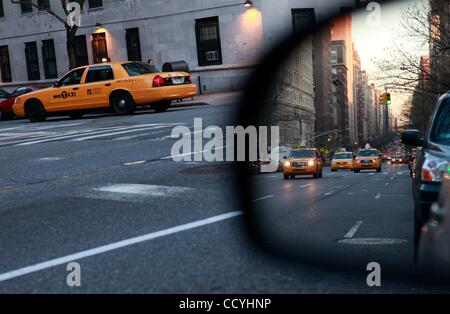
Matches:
[[59, 68, 86, 86], [85, 66, 114, 83]]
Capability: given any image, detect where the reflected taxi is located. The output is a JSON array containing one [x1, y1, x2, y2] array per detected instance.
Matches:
[[13, 61, 197, 122], [331, 152, 354, 171], [283, 148, 323, 179], [353, 149, 382, 173]]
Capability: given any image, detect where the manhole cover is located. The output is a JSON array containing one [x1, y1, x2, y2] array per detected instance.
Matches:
[[338, 238, 408, 245], [180, 163, 235, 174]]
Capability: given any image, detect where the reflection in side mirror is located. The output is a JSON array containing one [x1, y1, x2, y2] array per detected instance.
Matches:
[[239, 0, 450, 285], [402, 129, 424, 147]]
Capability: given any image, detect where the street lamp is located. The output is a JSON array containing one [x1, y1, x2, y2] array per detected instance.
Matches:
[[244, 0, 253, 7]]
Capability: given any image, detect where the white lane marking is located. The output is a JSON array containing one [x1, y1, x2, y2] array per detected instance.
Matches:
[[299, 184, 312, 188], [123, 161, 147, 166], [252, 195, 274, 202], [70, 125, 171, 141], [0, 211, 243, 283], [360, 189, 368, 192], [94, 184, 193, 196], [38, 157, 61, 162], [375, 193, 381, 199], [385, 183, 390, 186], [383, 172, 388, 175], [324, 190, 334, 196], [344, 221, 363, 238], [13, 124, 166, 146], [369, 173, 374, 175], [390, 177, 395, 180], [161, 146, 227, 160], [347, 192, 356, 195], [397, 172, 403, 175]]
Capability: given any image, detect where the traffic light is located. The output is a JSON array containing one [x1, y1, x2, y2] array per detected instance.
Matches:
[[386, 93, 391, 105], [379, 92, 387, 105]]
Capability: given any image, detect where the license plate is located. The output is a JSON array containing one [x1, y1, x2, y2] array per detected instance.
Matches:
[[171, 77, 184, 84]]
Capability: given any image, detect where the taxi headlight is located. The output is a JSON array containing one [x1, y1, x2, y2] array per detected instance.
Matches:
[[284, 161, 291, 167], [421, 153, 448, 182], [308, 160, 315, 166]]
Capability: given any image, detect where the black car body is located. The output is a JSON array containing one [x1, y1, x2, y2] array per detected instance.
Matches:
[[402, 92, 450, 248]]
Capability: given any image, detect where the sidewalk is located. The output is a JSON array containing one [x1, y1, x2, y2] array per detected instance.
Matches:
[[171, 91, 243, 108]]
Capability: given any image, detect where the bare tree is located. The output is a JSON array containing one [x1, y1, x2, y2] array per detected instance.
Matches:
[[372, 0, 450, 131], [11, 0, 85, 70]]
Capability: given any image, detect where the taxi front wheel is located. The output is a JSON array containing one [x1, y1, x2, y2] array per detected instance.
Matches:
[[25, 100, 47, 122], [111, 92, 136, 115]]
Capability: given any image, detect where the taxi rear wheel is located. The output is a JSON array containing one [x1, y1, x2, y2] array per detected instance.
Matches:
[[25, 100, 47, 122], [151, 100, 171, 112], [111, 92, 136, 115]]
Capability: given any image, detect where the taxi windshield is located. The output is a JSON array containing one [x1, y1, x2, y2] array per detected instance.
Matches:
[[122, 62, 159, 76], [357, 150, 378, 157], [334, 153, 352, 159], [289, 150, 315, 158]]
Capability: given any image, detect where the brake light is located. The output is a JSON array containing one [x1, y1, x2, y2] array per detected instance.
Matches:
[[422, 168, 433, 182], [152, 75, 166, 87], [187, 75, 192, 83]]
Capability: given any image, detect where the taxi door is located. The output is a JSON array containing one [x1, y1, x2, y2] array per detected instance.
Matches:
[[48, 68, 87, 111], [77, 65, 115, 109]]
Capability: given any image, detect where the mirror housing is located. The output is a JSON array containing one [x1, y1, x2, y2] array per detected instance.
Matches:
[[401, 129, 424, 147]]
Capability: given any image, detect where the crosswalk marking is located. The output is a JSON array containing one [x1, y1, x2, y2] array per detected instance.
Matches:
[[0, 122, 185, 147]]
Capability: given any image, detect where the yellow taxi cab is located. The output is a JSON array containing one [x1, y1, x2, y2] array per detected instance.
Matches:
[[353, 148, 382, 173], [13, 61, 197, 122], [331, 152, 354, 171], [283, 148, 323, 179]]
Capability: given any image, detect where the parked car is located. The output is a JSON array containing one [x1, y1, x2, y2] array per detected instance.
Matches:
[[402, 92, 450, 250], [0, 87, 39, 120], [418, 163, 450, 275], [13, 61, 197, 122], [0, 88, 9, 100]]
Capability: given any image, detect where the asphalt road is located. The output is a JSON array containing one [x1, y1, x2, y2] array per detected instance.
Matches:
[[0, 95, 449, 293]]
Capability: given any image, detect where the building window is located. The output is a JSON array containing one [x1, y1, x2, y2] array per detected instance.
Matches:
[[92, 32, 108, 64], [37, 0, 50, 10], [292, 8, 316, 33], [74, 35, 89, 67], [0, 0, 4, 18], [42, 39, 58, 79], [195, 16, 222, 66], [25, 42, 40, 81], [21, 0, 33, 14], [88, 0, 103, 9], [126, 28, 142, 62], [0, 45, 12, 82]]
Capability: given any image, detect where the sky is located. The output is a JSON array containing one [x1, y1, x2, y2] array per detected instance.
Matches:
[[352, 0, 428, 116]]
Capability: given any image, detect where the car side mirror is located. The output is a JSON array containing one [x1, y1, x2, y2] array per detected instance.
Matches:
[[402, 129, 424, 147]]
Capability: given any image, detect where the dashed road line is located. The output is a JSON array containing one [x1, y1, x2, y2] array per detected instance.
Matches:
[[252, 195, 274, 202], [344, 221, 363, 238]]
